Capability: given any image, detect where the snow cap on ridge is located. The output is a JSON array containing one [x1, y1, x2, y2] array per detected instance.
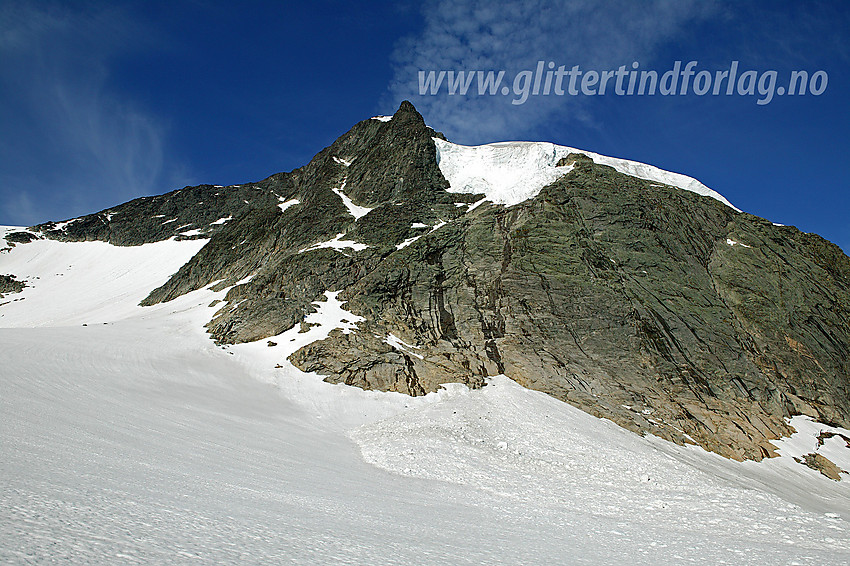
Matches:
[[434, 138, 739, 211]]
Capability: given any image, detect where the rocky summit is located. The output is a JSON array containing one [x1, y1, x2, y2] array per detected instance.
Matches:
[[13, 101, 850, 464]]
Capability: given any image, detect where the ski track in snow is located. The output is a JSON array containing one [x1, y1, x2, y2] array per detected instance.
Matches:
[[1, 229, 849, 565]]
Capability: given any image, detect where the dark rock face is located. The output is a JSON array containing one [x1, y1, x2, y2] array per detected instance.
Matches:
[[4, 231, 39, 245], [32, 183, 283, 246], [0, 274, 25, 297], [28, 101, 850, 462], [141, 101, 466, 344], [292, 158, 850, 461]]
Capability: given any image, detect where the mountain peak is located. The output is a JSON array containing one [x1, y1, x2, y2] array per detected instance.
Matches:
[[7, 103, 850, 467], [393, 100, 424, 123]]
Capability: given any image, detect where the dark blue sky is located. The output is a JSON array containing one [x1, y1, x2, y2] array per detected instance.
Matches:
[[1, 1, 848, 253]]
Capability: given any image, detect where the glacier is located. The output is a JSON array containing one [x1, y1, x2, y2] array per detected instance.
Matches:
[[434, 138, 740, 210]]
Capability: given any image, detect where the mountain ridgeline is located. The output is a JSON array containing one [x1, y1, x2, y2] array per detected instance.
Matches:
[[18, 101, 850, 463]]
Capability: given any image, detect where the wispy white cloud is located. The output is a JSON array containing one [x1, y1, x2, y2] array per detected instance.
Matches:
[[385, 0, 719, 143], [0, 2, 189, 226]]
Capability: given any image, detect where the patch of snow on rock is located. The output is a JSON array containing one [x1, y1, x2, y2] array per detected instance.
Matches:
[[300, 233, 368, 254], [769, 416, 850, 481], [332, 180, 373, 220], [396, 221, 447, 250], [278, 198, 300, 213], [50, 218, 79, 231], [385, 333, 423, 359]]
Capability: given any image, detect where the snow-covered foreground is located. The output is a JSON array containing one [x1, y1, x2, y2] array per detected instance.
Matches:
[[2, 234, 849, 564]]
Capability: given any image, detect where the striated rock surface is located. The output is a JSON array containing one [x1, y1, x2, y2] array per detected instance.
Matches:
[[24, 101, 850, 462], [298, 155, 850, 460]]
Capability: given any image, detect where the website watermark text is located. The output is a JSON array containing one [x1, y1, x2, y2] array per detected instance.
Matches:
[[418, 61, 828, 105]]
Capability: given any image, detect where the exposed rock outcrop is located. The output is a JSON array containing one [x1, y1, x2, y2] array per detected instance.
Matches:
[[796, 453, 846, 481], [0, 274, 25, 297], [292, 157, 850, 461], [29, 101, 850, 462]]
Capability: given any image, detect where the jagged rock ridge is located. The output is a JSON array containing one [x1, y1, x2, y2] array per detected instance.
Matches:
[[15, 101, 850, 463]]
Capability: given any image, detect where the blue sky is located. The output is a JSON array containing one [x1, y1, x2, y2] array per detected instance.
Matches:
[[1, 1, 848, 253]]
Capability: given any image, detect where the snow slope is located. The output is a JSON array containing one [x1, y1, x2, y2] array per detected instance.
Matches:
[[434, 139, 740, 210], [2, 231, 849, 564], [0, 229, 208, 327]]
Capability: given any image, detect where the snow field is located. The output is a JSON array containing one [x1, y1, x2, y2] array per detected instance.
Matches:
[[0, 232, 208, 327], [1, 231, 849, 564]]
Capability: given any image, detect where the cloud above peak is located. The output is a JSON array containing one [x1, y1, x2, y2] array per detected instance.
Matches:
[[386, 0, 719, 143]]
